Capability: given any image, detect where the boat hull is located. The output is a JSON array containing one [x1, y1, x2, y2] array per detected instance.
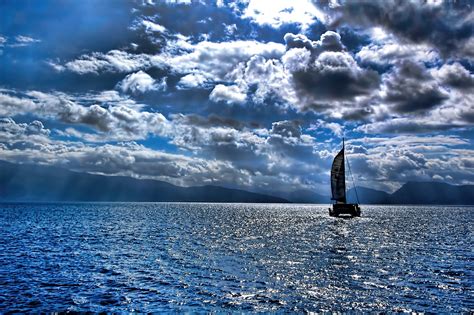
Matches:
[[329, 203, 361, 217]]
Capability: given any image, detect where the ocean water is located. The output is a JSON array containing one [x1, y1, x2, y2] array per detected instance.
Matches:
[[0, 203, 472, 312]]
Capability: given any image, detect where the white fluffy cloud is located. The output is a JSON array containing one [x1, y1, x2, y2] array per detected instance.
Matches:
[[177, 73, 209, 89], [169, 39, 285, 80], [117, 70, 167, 94], [242, 0, 326, 30], [209, 84, 247, 104], [348, 135, 474, 191], [0, 117, 50, 139], [0, 89, 169, 141], [356, 41, 439, 67], [56, 38, 285, 78]]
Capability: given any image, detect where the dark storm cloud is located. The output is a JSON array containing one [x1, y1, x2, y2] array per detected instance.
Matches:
[[315, 0, 473, 57], [434, 62, 474, 90], [282, 31, 380, 104], [292, 51, 380, 101], [336, 26, 371, 53], [341, 106, 375, 121], [383, 60, 448, 113]]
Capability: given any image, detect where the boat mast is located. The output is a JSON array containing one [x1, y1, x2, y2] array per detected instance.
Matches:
[[342, 137, 346, 204]]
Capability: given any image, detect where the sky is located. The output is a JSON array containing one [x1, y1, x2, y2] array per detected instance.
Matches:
[[0, 0, 473, 195]]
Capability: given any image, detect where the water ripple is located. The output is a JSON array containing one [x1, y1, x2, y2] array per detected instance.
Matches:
[[0, 203, 472, 312]]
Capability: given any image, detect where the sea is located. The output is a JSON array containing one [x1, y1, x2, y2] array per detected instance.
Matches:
[[0, 203, 472, 312]]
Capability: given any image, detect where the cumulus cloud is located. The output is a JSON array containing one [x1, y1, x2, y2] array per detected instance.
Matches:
[[284, 31, 344, 54], [191, 31, 379, 111], [290, 50, 380, 102], [228, 55, 297, 105], [0, 92, 37, 116], [209, 84, 247, 104], [0, 89, 169, 141], [169, 39, 285, 80], [168, 116, 322, 183], [0, 117, 50, 138], [177, 73, 209, 89], [54, 38, 286, 90], [282, 47, 312, 72], [117, 70, 167, 94], [153, 30, 382, 116], [255, 31, 380, 115], [316, 0, 473, 57]]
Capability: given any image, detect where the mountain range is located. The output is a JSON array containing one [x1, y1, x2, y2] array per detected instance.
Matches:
[[285, 183, 474, 205], [0, 160, 286, 203], [0, 160, 473, 204]]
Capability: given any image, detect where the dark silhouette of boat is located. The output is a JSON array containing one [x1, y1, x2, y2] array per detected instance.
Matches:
[[329, 138, 361, 217]]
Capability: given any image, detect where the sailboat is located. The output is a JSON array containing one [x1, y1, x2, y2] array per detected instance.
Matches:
[[329, 138, 361, 217]]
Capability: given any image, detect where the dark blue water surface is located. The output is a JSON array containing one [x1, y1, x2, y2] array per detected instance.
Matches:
[[0, 203, 472, 312]]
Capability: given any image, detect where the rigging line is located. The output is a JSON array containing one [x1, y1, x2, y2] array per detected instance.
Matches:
[[346, 152, 360, 205]]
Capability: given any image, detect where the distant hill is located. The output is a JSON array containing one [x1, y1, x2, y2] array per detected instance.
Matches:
[[285, 182, 474, 205], [347, 186, 391, 204], [390, 181, 474, 205], [0, 160, 287, 203]]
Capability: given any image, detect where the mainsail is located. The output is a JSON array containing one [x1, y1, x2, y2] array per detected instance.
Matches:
[[331, 145, 346, 203]]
